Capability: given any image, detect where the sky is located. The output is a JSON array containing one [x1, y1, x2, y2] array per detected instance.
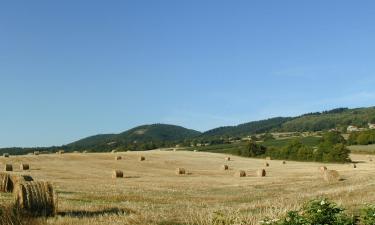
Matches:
[[1, 1, 375, 147]]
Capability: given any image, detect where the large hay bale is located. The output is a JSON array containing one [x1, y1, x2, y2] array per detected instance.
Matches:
[[319, 166, 328, 173], [282, 161, 286, 165], [34, 151, 40, 155], [112, 170, 123, 178], [234, 170, 246, 177], [225, 157, 231, 161], [257, 169, 266, 177], [139, 156, 145, 161], [323, 170, 340, 182], [222, 165, 229, 170], [352, 164, 357, 168], [264, 162, 269, 167], [0, 173, 33, 193], [14, 181, 56, 216], [20, 164, 30, 171], [5, 164, 12, 171], [3, 153, 9, 158], [175, 168, 186, 175], [58, 150, 64, 154], [265, 157, 271, 160], [115, 156, 122, 160]]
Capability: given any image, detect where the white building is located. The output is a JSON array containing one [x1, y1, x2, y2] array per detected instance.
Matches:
[[347, 125, 360, 132]]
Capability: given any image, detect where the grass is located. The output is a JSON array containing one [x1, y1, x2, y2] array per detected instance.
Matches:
[[0, 151, 374, 225], [348, 144, 375, 155]]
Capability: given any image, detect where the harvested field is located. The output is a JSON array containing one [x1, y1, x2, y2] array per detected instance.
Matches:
[[0, 151, 374, 225]]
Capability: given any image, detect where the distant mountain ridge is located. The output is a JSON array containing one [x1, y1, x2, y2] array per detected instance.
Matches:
[[1, 106, 375, 154], [68, 124, 201, 150]]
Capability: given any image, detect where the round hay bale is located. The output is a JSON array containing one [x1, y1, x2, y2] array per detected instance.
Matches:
[[323, 170, 340, 182], [175, 168, 186, 175], [225, 157, 231, 161], [282, 161, 286, 165], [0, 173, 11, 192], [265, 157, 271, 160], [0, 173, 33, 193], [257, 169, 266, 177], [5, 164, 12, 171], [58, 150, 64, 154], [33, 151, 40, 156], [264, 162, 269, 167], [234, 170, 246, 177], [352, 164, 357, 168], [112, 170, 123, 178], [319, 166, 328, 173], [139, 156, 145, 161], [3, 153, 9, 158], [20, 164, 30, 171], [115, 156, 122, 160], [14, 181, 56, 216], [222, 165, 229, 170]]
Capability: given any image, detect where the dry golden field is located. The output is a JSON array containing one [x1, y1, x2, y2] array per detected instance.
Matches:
[[1, 150, 375, 225]]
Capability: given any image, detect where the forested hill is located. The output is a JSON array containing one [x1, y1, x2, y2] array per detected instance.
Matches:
[[1, 106, 375, 154], [67, 124, 201, 151], [200, 107, 375, 138]]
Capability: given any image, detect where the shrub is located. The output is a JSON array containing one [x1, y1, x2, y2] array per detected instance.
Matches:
[[359, 204, 375, 225]]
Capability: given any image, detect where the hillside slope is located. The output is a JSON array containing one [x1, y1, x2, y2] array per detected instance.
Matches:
[[68, 124, 201, 150]]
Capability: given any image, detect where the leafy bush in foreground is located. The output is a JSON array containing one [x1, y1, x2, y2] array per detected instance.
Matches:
[[260, 199, 375, 225]]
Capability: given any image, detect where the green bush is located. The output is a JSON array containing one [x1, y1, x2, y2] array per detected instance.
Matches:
[[359, 204, 375, 225], [260, 199, 356, 225]]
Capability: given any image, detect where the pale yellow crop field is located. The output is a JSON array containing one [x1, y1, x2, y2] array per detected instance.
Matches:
[[0, 151, 374, 225]]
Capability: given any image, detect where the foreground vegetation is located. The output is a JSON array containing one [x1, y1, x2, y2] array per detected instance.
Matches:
[[261, 199, 375, 225]]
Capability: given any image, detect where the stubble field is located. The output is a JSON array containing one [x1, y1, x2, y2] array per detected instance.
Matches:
[[0, 150, 374, 225]]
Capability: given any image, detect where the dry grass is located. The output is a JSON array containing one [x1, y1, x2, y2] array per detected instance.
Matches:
[[0, 151, 374, 225]]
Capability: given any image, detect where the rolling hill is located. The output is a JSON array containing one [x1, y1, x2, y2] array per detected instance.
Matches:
[[68, 124, 201, 151]]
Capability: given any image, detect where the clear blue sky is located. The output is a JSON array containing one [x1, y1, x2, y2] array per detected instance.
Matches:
[[1, 1, 375, 147]]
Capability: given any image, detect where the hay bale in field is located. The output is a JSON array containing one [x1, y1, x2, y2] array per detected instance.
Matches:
[[14, 181, 56, 216], [0, 173, 33, 193], [265, 157, 271, 160], [193, 150, 197, 152], [257, 169, 266, 177], [225, 157, 231, 161], [139, 156, 145, 161], [352, 164, 357, 168], [20, 164, 30, 171], [5, 164, 12, 171], [264, 162, 269, 167], [3, 153, 9, 158], [115, 156, 122, 160], [319, 166, 328, 173], [282, 161, 286, 164], [222, 165, 229, 170], [234, 170, 246, 177], [112, 170, 123, 178], [175, 168, 186, 175], [57, 150, 64, 154], [33, 151, 40, 155], [323, 170, 340, 182], [111, 150, 117, 153]]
